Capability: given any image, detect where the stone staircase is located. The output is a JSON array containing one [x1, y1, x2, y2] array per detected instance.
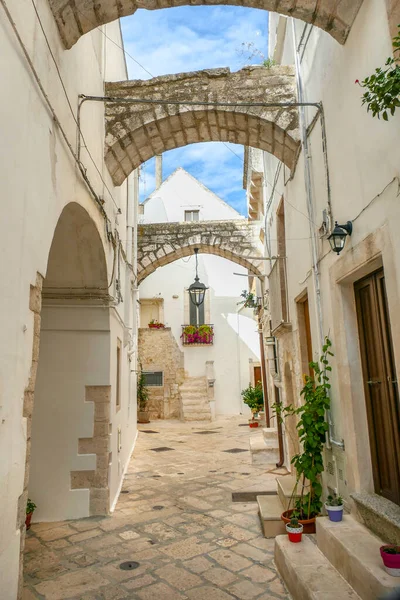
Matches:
[[256, 476, 399, 600], [179, 376, 212, 422], [249, 427, 280, 465]]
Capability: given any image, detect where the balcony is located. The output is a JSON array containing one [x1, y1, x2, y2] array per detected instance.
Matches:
[[181, 324, 214, 346]]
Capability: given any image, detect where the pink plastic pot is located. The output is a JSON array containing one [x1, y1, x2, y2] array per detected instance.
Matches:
[[380, 546, 400, 576]]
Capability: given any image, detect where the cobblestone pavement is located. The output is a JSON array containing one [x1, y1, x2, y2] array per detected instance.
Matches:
[[23, 417, 290, 600]]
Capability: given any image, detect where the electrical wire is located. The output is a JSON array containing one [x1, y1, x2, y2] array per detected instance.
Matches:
[[73, 5, 155, 78], [29, 0, 122, 213]]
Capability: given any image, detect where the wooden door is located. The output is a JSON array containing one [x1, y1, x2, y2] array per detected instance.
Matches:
[[355, 269, 400, 505], [254, 366, 262, 386]]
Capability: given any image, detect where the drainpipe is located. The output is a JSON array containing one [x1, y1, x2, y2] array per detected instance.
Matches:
[[276, 392, 285, 468], [291, 19, 344, 451], [258, 327, 270, 427]]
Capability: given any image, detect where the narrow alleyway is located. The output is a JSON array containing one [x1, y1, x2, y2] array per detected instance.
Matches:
[[23, 418, 290, 600]]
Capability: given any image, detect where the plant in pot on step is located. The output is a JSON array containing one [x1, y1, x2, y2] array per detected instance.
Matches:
[[26, 498, 37, 530], [325, 493, 344, 522], [241, 382, 263, 427], [137, 363, 150, 424], [279, 337, 333, 534], [148, 319, 164, 329], [380, 546, 400, 577], [286, 515, 303, 543]]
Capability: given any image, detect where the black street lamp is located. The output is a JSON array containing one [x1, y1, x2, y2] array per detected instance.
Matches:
[[328, 221, 353, 255], [188, 248, 208, 307]]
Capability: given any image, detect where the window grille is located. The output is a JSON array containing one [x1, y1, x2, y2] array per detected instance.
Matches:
[[143, 371, 163, 386]]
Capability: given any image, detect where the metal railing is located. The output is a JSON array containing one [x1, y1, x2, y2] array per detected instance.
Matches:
[[181, 324, 214, 346]]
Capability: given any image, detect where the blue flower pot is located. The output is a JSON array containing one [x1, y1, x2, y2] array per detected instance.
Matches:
[[325, 503, 344, 522]]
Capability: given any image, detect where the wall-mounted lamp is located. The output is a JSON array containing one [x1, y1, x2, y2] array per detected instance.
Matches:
[[328, 221, 353, 255]]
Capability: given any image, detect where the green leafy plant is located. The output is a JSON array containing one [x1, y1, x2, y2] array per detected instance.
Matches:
[[289, 516, 300, 528], [357, 25, 400, 120], [26, 498, 36, 515], [241, 382, 264, 414], [137, 363, 149, 412], [198, 325, 213, 335], [279, 338, 333, 520], [262, 58, 276, 69], [382, 546, 400, 554], [237, 290, 259, 309], [326, 493, 343, 507]]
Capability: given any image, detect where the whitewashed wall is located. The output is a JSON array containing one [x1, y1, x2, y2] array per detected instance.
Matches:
[[263, 0, 400, 497], [140, 168, 260, 415], [0, 3, 137, 592]]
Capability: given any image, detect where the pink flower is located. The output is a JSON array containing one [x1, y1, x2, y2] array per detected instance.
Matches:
[[355, 79, 360, 84]]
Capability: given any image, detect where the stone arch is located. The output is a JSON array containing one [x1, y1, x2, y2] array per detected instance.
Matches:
[[105, 66, 300, 186], [49, 0, 364, 49], [137, 220, 265, 283], [22, 202, 111, 544]]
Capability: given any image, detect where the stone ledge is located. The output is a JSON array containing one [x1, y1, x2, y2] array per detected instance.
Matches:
[[351, 492, 400, 545]]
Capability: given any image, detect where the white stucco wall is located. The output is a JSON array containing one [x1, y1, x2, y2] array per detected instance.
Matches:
[[0, 4, 137, 593], [263, 0, 400, 497], [140, 168, 260, 416]]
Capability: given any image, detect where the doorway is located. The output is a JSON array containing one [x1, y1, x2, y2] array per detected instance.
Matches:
[[254, 365, 262, 386], [355, 269, 400, 505]]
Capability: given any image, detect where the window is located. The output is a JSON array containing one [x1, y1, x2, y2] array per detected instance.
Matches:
[[185, 210, 199, 222], [116, 339, 121, 409], [143, 371, 163, 386]]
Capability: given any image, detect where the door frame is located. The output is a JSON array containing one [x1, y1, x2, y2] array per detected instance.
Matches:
[[329, 225, 400, 499]]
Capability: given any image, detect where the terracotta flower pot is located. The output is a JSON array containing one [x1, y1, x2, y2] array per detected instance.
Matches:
[[281, 509, 316, 534], [380, 546, 400, 576], [249, 421, 259, 428], [137, 410, 150, 424], [25, 512, 33, 530]]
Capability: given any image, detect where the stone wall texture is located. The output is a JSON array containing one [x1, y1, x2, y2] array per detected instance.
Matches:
[[386, 0, 400, 40], [138, 328, 185, 419], [105, 67, 299, 185], [49, 0, 365, 49], [137, 219, 265, 283]]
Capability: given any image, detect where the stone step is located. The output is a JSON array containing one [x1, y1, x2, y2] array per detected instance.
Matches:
[[182, 407, 210, 414], [275, 535, 362, 600], [352, 492, 400, 545], [257, 494, 286, 538], [250, 434, 279, 465], [317, 515, 399, 600], [180, 392, 208, 400], [276, 475, 302, 511], [262, 427, 279, 443], [183, 413, 212, 421]]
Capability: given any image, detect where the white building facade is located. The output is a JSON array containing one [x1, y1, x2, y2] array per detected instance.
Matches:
[[247, 0, 400, 538], [0, 4, 139, 596], [139, 167, 261, 419]]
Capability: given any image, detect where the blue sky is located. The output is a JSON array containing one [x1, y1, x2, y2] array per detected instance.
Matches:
[[121, 7, 269, 215]]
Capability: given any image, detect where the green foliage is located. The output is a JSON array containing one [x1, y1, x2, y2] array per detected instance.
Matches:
[[280, 338, 333, 520], [241, 382, 264, 413], [26, 498, 36, 515], [238, 290, 259, 309], [262, 58, 276, 69], [289, 517, 300, 528], [198, 325, 213, 335], [383, 546, 400, 555], [137, 363, 149, 412], [358, 25, 400, 120], [327, 493, 343, 507]]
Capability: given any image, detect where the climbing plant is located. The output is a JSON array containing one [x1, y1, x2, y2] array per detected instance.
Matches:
[[357, 25, 400, 120], [278, 338, 333, 519]]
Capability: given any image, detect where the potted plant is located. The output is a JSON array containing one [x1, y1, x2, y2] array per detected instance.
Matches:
[[148, 319, 164, 329], [380, 546, 400, 577], [325, 493, 344, 522], [279, 338, 333, 534], [241, 382, 264, 426], [198, 324, 214, 344], [286, 516, 303, 543], [26, 498, 36, 530], [137, 364, 150, 423]]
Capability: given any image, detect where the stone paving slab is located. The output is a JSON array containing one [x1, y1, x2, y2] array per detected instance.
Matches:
[[23, 417, 290, 599]]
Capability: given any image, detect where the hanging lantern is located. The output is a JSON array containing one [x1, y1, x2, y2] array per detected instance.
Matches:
[[188, 248, 208, 307]]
